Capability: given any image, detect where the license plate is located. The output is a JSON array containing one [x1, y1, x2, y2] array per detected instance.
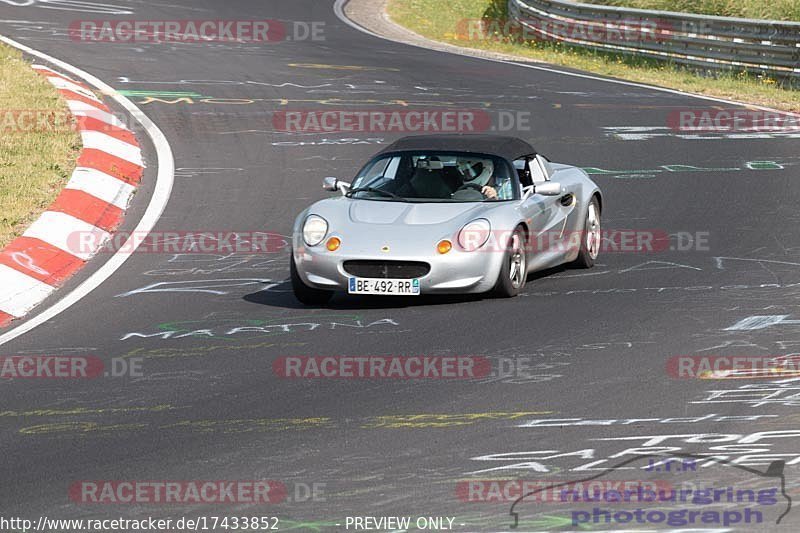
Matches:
[[348, 277, 420, 295]]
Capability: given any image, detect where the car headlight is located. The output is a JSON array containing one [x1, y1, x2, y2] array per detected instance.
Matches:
[[458, 218, 491, 252], [302, 215, 328, 246]]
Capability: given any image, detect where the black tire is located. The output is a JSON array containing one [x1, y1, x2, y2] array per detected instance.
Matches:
[[492, 227, 527, 298], [290, 253, 333, 306], [573, 197, 601, 269]]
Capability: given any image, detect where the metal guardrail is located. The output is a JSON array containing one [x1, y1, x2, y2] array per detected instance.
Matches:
[[508, 0, 800, 80]]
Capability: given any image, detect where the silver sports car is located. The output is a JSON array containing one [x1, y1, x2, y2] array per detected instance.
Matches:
[[291, 135, 602, 304]]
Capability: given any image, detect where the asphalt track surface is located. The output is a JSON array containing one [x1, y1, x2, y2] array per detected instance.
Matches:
[[1, 1, 800, 531]]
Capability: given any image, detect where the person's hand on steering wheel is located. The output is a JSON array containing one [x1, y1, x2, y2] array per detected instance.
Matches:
[[481, 185, 498, 199], [454, 182, 498, 200]]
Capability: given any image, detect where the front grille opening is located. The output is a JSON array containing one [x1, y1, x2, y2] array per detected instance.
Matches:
[[343, 260, 430, 279]]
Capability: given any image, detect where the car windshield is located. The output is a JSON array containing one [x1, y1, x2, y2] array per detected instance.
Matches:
[[348, 152, 516, 202]]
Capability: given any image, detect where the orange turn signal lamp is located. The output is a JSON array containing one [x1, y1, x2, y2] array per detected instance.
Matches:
[[326, 237, 341, 251]]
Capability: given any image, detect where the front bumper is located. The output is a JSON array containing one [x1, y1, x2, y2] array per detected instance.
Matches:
[[293, 240, 505, 295]]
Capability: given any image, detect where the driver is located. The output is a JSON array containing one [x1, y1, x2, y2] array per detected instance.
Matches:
[[459, 159, 499, 199]]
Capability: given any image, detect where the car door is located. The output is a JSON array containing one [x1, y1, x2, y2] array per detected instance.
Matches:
[[541, 154, 584, 247], [520, 155, 567, 254]]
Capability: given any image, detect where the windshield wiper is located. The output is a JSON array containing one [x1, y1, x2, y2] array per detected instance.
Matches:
[[346, 187, 407, 201]]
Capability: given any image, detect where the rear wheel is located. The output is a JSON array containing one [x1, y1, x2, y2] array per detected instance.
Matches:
[[573, 197, 600, 268], [290, 253, 333, 305], [493, 228, 527, 298]]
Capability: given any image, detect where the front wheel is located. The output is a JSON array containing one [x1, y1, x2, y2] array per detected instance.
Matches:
[[290, 253, 333, 306], [492, 228, 527, 298], [573, 197, 601, 268]]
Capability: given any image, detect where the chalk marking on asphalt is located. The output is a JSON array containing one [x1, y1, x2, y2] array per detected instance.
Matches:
[[119, 341, 308, 360], [160, 417, 334, 434], [0, 404, 177, 417], [19, 422, 148, 435], [288, 62, 399, 71], [0, 35, 175, 347], [16, 411, 559, 436], [362, 411, 555, 428]]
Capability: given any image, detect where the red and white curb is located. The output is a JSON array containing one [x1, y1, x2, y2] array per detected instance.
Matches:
[[0, 65, 144, 328]]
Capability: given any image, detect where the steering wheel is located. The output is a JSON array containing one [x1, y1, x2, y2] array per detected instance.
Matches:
[[455, 182, 484, 194]]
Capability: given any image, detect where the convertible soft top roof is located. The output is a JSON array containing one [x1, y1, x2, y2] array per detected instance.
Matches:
[[377, 134, 536, 161]]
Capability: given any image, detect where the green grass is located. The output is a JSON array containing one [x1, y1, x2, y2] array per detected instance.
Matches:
[[0, 43, 80, 248], [387, 0, 800, 112], [584, 0, 800, 21]]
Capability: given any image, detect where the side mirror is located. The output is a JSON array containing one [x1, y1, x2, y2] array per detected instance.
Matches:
[[322, 177, 350, 195], [322, 177, 338, 191], [534, 182, 562, 196]]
